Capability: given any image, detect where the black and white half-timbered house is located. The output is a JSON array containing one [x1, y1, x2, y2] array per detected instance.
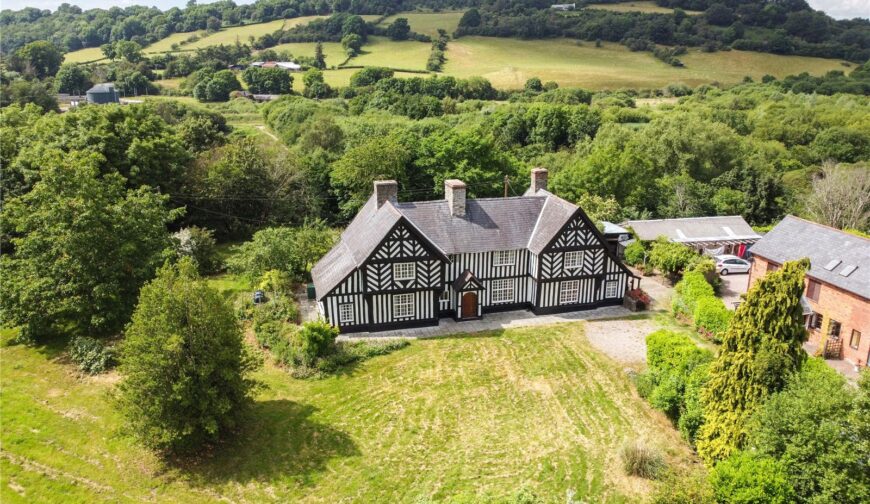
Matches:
[[311, 169, 639, 333]]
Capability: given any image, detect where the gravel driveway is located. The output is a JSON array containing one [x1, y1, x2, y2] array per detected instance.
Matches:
[[584, 318, 658, 364]]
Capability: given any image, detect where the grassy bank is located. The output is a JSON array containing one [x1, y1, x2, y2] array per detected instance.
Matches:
[[0, 322, 697, 502]]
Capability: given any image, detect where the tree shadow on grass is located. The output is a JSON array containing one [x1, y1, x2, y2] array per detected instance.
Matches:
[[178, 400, 358, 488]]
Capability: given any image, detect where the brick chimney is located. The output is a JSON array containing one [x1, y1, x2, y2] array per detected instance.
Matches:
[[531, 168, 548, 193], [444, 179, 467, 217], [374, 180, 398, 208]]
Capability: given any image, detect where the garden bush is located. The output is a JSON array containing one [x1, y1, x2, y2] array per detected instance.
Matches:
[[649, 470, 714, 504], [710, 452, 795, 504], [619, 440, 666, 479], [623, 241, 646, 266], [677, 363, 710, 444], [643, 330, 713, 442], [671, 271, 715, 318], [693, 297, 732, 343], [68, 336, 116, 374], [291, 320, 338, 368]]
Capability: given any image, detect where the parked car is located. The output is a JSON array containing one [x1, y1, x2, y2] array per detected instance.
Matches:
[[253, 290, 266, 304], [715, 255, 751, 275]]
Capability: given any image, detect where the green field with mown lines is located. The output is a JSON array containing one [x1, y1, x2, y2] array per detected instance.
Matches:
[[0, 322, 697, 502]]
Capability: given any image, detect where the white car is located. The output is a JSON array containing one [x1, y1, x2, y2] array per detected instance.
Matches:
[[715, 255, 751, 275]]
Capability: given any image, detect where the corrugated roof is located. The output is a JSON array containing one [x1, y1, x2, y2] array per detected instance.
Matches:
[[749, 215, 869, 300], [86, 83, 116, 93], [623, 215, 761, 243]]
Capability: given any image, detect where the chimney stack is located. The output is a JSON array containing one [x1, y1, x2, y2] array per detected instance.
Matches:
[[531, 168, 548, 193], [374, 180, 398, 208], [444, 179, 467, 217]]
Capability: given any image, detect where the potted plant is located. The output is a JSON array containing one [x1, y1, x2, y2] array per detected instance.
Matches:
[[624, 288, 651, 312]]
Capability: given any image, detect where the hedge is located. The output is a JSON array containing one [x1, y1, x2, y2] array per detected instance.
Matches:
[[671, 270, 714, 318], [672, 269, 731, 342], [693, 296, 732, 343], [643, 330, 713, 444]]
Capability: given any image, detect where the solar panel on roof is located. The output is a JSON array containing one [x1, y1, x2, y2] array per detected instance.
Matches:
[[840, 265, 857, 277], [824, 259, 841, 271]]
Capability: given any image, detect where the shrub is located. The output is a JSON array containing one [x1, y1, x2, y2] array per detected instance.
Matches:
[[671, 271, 715, 318], [649, 240, 697, 283], [689, 256, 721, 292], [677, 363, 710, 444], [693, 297, 732, 342], [645, 330, 713, 442], [620, 440, 666, 479], [650, 470, 714, 504], [68, 336, 116, 374], [710, 452, 795, 504], [171, 226, 219, 274], [624, 241, 646, 266], [291, 320, 339, 367]]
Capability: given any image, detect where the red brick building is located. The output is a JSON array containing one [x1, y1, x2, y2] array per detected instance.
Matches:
[[749, 216, 869, 368]]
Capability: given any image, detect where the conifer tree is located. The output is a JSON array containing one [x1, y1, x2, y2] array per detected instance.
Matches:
[[696, 259, 809, 463], [313, 42, 326, 70]]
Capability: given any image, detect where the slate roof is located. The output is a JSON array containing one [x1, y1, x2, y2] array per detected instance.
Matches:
[[86, 83, 116, 93], [623, 215, 761, 243], [312, 187, 584, 299], [749, 215, 869, 300]]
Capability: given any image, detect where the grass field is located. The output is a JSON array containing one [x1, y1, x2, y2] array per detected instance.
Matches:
[[351, 36, 433, 71], [445, 37, 848, 89], [143, 30, 208, 54], [585, 1, 702, 15], [382, 11, 466, 37], [0, 322, 697, 502], [62, 46, 105, 64], [269, 41, 347, 66]]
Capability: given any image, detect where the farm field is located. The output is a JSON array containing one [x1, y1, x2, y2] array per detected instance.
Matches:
[[382, 10, 466, 37], [180, 17, 321, 50], [351, 36, 433, 71], [0, 322, 697, 502], [293, 68, 426, 91], [269, 41, 346, 66], [62, 46, 105, 63], [444, 37, 848, 89], [585, 1, 703, 15]]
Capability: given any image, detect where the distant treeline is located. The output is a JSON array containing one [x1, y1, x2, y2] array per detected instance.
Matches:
[[0, 0, 472, 54], [455, 0, 870, 62]]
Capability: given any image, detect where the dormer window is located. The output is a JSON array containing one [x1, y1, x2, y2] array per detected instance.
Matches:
[[493, 250, 516, 266]]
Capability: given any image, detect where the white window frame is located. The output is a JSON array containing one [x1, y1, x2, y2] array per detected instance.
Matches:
[[564, 250, 584, 270], [604, 281, 619, 298], [393, 293, 415, 318], [560, 280, 579, 305], [491, 279, 515, 304], [493, 250, 516, 267], [393, 262, 416, 281], [338, 303, 354, 324]]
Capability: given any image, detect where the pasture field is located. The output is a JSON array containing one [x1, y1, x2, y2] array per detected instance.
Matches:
[[62, 46, 105, 64], [181, 17, 321, 50], [382, 11, 466, 37], [444, 37, 848, 89], [585, 1, 702, 15], [269, 41, 346, 66], [292, 68, 426, 91], [143, 30, 207, 54], [351, 36, 432, 71], [0, 322, 697, 502]]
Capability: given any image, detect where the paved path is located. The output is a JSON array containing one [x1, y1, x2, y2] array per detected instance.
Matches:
[[339, 305, 637, 340], [719, 273, 749, 309]]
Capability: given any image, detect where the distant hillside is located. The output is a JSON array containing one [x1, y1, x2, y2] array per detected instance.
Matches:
[[2, 0, 868, 62]]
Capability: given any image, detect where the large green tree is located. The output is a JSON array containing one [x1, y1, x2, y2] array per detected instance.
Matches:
[[117, 258, 259, 455], [696, 259, 809, 463], [11, 40, 63, 78], [0, 151, 178, 341], [745, 360, 870, 503], [54, 63, 92, 94]]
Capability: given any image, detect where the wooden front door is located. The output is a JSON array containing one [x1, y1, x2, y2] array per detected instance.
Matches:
[[461, 292, 477, 319]]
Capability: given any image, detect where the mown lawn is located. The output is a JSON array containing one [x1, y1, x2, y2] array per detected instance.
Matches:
[[444, 37, 848, 89], [0, 323, 698, 502]]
